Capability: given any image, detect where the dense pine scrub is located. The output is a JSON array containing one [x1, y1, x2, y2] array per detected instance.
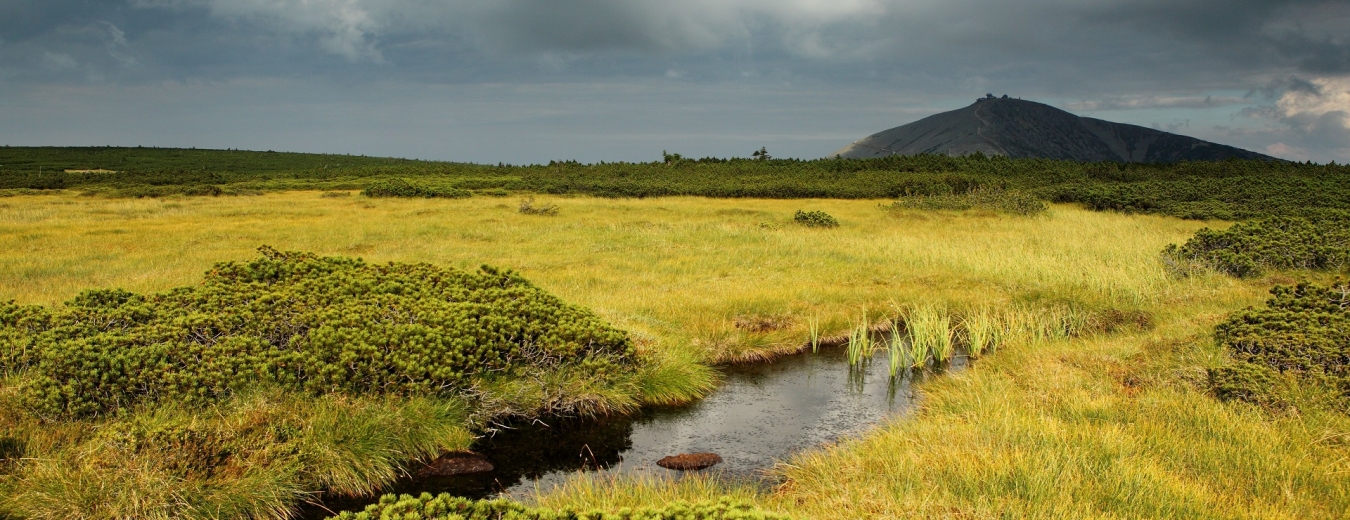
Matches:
[[362, 178, 471, 198], [1209, 281, 1350, 411], [0, 247, 636, 418], [1162, 217, 1350, 278], [330, 494, 788, 520], [3, 147, 1348, 220], [0, 247, 678, 519], [884, 186, 1047, 215]]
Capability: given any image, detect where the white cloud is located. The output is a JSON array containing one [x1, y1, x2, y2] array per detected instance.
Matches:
[[1277, 76, 1350, 128], [1274, 76, 1350, 159]]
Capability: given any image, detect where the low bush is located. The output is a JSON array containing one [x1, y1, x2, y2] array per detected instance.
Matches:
[[0, 247, 636, 418], [793, 210, 838, 228], [363, 178, 470, 198], [520, 196, 560, 215], [330, 494, 790, 520], [1209, 281, 1350, 410], [1162, 217, 1350, 277], [886, 187, 1047, 216]]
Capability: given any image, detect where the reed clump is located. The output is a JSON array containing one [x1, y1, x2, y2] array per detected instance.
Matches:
[[959, 307, 1004, 358], [887, 319, 905, 377], [807, 315, 821, 353], [846, 313, 873, 368], [904, 304, 953, 368]]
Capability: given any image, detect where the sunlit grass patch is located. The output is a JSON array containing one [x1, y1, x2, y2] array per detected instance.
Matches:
[[0, 193, 1204, 365]]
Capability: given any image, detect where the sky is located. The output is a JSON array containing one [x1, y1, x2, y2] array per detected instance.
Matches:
[[1, 0, 1347, 164]]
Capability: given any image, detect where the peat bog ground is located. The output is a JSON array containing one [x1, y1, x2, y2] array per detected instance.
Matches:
[[2, 185, 1348, 519]]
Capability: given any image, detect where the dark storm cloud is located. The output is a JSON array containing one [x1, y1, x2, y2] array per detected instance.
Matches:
[[1, 0, 1347, 162], [5, 0, 1346, 84]]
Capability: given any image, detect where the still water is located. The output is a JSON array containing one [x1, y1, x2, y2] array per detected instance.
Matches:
[[312, 346, 961, 515]]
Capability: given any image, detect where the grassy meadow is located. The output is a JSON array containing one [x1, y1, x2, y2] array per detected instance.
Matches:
[[2, 190, 1347, 518], [1, 191, 1201, 362]]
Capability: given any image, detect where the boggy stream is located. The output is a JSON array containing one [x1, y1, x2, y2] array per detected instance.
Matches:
[[310, 345, 966, 516]]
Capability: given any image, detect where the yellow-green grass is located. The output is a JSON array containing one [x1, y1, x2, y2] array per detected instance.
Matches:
[[7, 191, 1340, 519], [0, 386, 474, 520], [0, 192, 1203, 364], [533, 288, 1350, 519], [772, 302, 1350, 519]]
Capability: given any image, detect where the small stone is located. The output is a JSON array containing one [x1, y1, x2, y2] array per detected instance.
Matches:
[[415, 451, 494, 477], [656, 452, 722, 471]]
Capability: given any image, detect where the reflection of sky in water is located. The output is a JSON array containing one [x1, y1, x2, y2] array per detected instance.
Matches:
[[499, 348, 936, 497], [307, 347, 956, 517]]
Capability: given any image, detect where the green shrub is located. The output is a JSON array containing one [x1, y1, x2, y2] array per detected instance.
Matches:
[[793, 210, 839, 228], [1210, 281, 1350, 408], [1208, 363, 1289, 409], [886, 187, 1047, 216], [330, 494, 790, 520], [1163, 217, 1350, 277], [363, 178, 470, 198], [0, 247, 635, 418]]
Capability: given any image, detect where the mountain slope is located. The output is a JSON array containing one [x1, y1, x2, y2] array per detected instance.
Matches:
[[832, 97, 1274, 162]]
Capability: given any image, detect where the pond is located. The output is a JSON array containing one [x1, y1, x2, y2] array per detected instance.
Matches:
[[310, 345, 963, 516]]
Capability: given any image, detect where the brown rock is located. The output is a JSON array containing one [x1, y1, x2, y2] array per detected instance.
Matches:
[[656, 452, 722, 471], [415, 451, 494, 478]]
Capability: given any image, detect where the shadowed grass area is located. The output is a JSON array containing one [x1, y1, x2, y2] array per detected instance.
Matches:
[[0, 386, 474, 520]]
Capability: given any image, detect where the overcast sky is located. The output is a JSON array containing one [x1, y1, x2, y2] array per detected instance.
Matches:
[[1, 0, 1347, 163]]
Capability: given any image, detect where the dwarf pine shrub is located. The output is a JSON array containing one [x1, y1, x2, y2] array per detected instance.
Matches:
[[0, 247, 635, 418], [793, 210, 838, 228], [1210, 281, 1350, 409], [885, 187, 1047, 216], [363, 178, 470, 198], [1162, 217, 1350, 278]]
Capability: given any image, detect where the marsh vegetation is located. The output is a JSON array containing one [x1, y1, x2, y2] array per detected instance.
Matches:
[[0, 148, 1348, 519]]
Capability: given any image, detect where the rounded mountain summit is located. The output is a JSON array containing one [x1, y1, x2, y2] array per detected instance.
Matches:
[[832, 96, 1273, 162]]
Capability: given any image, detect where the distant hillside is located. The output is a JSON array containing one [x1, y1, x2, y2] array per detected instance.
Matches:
[[833, 97, 1275, 162], [0, 146, 432, 174]]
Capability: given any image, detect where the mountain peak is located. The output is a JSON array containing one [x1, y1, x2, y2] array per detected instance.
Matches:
[[832, 98, 1273, 162]]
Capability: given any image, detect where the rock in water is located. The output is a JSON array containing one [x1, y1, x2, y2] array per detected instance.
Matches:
[[415, 452, 494, 477], [656, 452, 723, 471], [832, 97, 1274, 163]]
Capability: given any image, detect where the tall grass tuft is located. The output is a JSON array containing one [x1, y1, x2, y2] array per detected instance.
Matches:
[[846, 312, 872, 368], [887, 318, 906, 377], [906, 304, 953, 366], [961, 307, 1003, 358], [807, 315, 821, 353]]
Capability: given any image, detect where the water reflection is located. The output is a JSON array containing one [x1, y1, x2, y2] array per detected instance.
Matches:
[[311, 346, 962, 516]]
